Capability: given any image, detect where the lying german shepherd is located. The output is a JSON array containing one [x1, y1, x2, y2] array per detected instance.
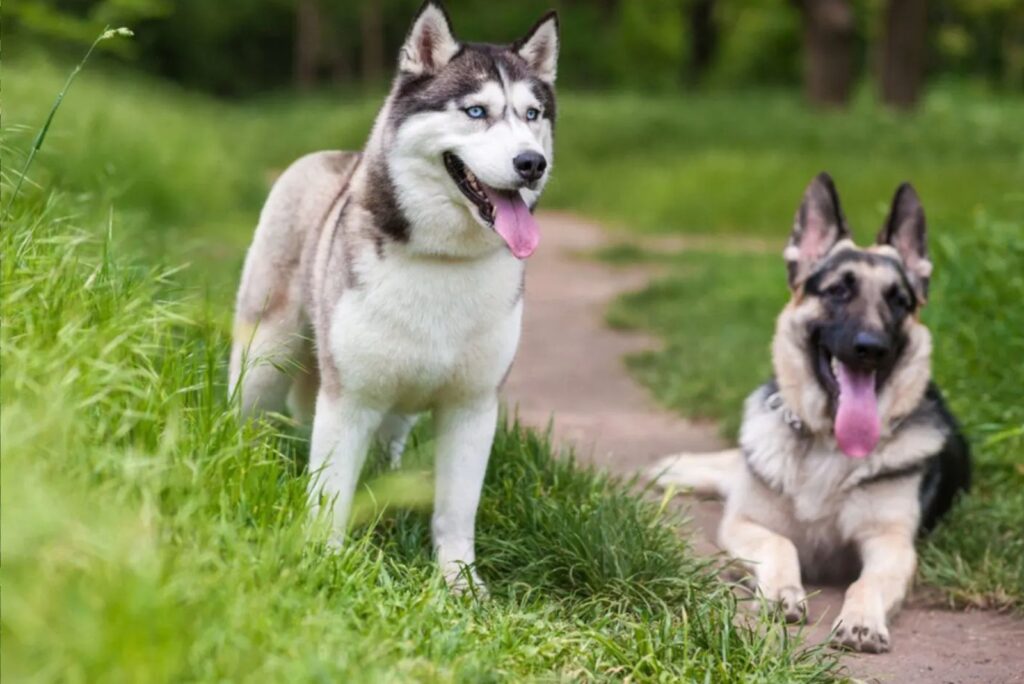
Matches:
[[650, 173, 971, 653]]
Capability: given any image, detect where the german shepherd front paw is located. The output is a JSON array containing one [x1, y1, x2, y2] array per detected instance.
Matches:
[[756, 584, 807, 623], [776, 585, 808, 623], [831, 609, 891, 653]]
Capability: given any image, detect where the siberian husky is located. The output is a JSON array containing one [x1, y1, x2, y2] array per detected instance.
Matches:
[[649, 174, 971, 652], [229, 1, 559, 591]]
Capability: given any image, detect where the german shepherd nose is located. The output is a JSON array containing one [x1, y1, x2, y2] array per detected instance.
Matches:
[[853, 331, 890, 365], [513, 151, 547, 182]]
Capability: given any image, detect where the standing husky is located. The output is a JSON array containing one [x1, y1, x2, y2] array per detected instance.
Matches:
[[650, 174, 970, 652], [229, 1, 559, 591]]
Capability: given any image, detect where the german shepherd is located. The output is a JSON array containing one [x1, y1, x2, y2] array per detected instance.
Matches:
[[649, 173, 971, 653]]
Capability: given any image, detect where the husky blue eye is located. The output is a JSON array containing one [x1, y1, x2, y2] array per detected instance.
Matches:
[[526, 107, 540, 121], [465, 106, 486, 119]]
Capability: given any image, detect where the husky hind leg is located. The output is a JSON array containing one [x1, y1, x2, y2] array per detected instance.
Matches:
[[228, 215, 307, 419], [285, 327, 319, 423], [376, 413, 420, 469], [646, 449, 743, 498], [229, 151, 357, 420], [229, 310, 308, 419]]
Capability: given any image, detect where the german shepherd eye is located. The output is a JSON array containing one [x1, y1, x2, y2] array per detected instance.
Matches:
[[886, 285, 912, 313], [525, 107, 540, 121], [824, 273, 855, 302], [465, 106, 487, 119]]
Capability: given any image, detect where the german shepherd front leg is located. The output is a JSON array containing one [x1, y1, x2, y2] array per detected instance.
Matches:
[[833, 527, 916, 653], [719, 513, 807, 622], [432, 396, 499, 594]]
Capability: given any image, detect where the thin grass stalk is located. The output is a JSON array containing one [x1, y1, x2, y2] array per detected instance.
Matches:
[[2, 27, 133, 220]]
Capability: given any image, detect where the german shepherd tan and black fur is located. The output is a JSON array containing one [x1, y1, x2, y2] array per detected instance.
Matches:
[[229, 1, 559, 592], [650, 174, 970, 653]]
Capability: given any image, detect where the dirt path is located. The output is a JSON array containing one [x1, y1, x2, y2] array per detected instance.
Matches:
[[502, 212, 1024, 684]]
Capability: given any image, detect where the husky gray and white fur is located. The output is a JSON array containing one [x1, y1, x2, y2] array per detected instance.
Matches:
[[229, 1, 559, 591], [649, 174, 970, 653]]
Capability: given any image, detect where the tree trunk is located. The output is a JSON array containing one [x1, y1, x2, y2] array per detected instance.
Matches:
[[360, 0, 385, 84], [685, 0, 718, 86], [795, 0, 856, 106], [294, 0, 323, 90], [597, 0, 619, 19], [880, 0, 929, 109]]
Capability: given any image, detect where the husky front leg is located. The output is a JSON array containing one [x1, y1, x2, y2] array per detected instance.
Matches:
[[432, 397, 499, 593], [308, 392, 384, 546], [832, 527, 916, 653]]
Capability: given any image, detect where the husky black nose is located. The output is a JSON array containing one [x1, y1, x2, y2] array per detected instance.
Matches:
[[513, 152, 547, 183], [852, 331, 890, 365]]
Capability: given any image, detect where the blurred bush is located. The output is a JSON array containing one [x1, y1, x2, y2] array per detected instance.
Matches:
[[7, 0, 1023, 96]]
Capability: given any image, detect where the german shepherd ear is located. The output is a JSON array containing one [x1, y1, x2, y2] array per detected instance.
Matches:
[[878, 182, 931, 302], [399, 1, 460, 76], [514, 11, 559, 84], [785, 172, 852, 289]]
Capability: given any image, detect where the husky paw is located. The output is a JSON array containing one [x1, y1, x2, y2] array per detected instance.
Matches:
[[442, 564, 489, 599], [832, 610, 891, 653], [776, 585, 808, 624]]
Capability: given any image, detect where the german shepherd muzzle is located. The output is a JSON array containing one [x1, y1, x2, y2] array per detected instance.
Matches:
[[651, 173, 971, 653]]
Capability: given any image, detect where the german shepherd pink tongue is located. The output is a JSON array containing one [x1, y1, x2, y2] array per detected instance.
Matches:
[[485, 187, 539, 259], [834, 362, 880, 458]]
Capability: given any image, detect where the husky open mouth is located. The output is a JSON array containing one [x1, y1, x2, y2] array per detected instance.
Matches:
[[814, 339, 881, 459], [443, 152, 540, 259]]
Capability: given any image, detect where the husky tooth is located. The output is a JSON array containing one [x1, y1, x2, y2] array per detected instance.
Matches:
[[229, 1, 560, 593]]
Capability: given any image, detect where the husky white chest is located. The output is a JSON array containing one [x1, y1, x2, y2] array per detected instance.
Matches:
[[328, 251, 523, 411]]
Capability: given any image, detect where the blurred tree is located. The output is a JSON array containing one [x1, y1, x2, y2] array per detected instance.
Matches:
[[880, 0, 929, 108], [709, 0, 801, 87], [294, 0, 322, 89], [931, 0, 1024, 90], [8, 0, 1020, 95], [360, 0, 385, 83], [685, 0, 718, 85], [792, 0, 856, 105]]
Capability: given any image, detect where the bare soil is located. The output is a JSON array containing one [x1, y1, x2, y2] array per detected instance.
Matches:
[[502, 212, 1024, 684]]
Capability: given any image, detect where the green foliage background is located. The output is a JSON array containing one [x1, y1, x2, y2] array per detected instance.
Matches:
[[9, 0, 1024, 96]]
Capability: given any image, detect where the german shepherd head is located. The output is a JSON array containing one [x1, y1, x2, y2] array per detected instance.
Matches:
[[772, 173, 934, 457]]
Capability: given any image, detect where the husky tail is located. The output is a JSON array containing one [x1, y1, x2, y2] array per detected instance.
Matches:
[[645, 449, 743, 498]]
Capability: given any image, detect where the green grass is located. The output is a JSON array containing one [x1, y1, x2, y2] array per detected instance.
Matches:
[[2, 56, 842, 681], [602, 213, 1024, 610]]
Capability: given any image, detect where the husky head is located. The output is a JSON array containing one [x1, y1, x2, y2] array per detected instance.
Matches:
[[772, 173, 934, 457], [372, 1, 559, 259]]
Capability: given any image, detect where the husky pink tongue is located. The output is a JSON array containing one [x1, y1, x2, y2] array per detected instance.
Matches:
[[484, 187, 539, 259], [834, 362, 881, 458]]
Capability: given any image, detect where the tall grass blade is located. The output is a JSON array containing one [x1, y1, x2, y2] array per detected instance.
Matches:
[[2, 26, 133, 220]]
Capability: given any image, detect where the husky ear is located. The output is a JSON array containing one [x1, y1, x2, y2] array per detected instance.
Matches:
[[785, 172, 852, 289], [399, 1, 460, 76], [514, 11, 559, 84], [878, 182, 931, 302]]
